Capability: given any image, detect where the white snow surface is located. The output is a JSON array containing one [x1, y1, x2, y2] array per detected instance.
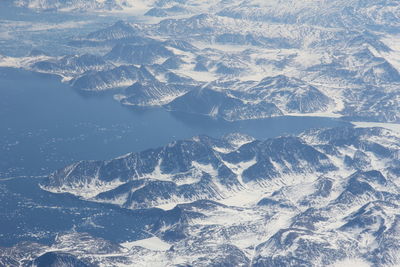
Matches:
[[121, 237, 171, 251]]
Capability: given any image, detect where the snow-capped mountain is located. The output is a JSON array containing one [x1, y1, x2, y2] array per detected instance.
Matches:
[[165, 87, 283, 121], [2, 1, 400, 266], [31, 54, 114, 78], [5, 0, 400, 122], [85, 20, 143, 41], [70, 65, 155, 91], [3, 126, 400, 266], [119, 79, 189, 106], [43, 127, 400, 209]]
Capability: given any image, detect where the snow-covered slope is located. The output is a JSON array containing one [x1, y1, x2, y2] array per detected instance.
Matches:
[[3, 126, 400, 266], [3, 1, 400, 266], [5, 0, 400, 122]]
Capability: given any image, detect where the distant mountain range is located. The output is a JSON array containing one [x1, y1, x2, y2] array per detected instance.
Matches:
[[13, 0, 132, 11], [3, 0, 400, 122]]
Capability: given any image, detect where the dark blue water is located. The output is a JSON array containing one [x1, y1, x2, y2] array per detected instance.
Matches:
[[0, 176, 175, 246], [0, 67, 350, 178]]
